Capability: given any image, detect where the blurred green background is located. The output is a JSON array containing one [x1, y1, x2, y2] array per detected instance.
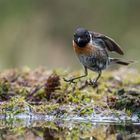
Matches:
[[0, 0, 140, 70]]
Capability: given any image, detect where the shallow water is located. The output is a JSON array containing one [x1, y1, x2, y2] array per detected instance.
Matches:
[[0, 114, 140, 140]]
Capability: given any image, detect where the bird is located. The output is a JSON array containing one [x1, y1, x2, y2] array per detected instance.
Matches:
[[64, 27, 131, 87]]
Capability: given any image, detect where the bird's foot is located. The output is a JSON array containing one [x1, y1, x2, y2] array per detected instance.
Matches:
[[88, 79, 98, 88], [63, 78, 76, 83]]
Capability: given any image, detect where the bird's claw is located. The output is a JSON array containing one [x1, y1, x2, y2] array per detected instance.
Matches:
[[88, 79, 98, 88], [63, 78, 76, 83]]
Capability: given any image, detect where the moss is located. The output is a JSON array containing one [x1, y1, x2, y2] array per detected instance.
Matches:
[[0, 67, 139, 118], [107, 89, 140, 116]]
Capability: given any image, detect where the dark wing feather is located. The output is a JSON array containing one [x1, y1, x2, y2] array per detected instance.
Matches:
[[91, 31, 124, 55]]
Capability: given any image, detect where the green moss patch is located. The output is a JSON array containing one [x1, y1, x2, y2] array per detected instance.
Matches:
[[0, 67, 139, 119]]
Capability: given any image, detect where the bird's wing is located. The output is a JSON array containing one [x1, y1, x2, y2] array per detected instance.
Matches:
[[90, 31, 124, 55]]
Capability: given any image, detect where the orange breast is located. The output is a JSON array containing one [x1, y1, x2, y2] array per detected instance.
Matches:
[[73, 40, 96, 56]]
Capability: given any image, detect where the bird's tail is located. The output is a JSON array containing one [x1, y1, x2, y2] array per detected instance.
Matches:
[[109, 58, 134, 65]]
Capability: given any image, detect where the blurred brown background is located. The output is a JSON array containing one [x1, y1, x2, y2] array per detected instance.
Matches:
[[0, 0, 140, 70]]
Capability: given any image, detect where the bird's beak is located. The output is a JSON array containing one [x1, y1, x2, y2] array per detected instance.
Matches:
[[77, 37, 81, 43]]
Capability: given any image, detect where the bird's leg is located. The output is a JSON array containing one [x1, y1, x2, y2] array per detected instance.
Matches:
[[89, 70, 102, 87], [63, 67, 88, 83]]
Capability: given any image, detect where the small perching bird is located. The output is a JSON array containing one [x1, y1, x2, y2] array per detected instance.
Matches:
[[64, 27, 131, 87]]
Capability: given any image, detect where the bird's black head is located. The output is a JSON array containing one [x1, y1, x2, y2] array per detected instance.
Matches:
[[74, 27, 90, 47]]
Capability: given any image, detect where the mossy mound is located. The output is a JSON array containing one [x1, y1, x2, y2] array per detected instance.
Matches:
[[0, 67, 139, 119]]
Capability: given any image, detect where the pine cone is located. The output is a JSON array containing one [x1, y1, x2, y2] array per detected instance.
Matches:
[[45, 74, 60, 100]]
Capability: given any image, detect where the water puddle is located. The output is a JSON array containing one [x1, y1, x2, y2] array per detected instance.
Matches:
[[0, 113, 140, 140]]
